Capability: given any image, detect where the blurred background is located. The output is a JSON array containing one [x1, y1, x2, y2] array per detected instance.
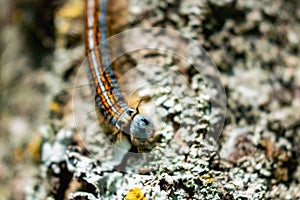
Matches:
[[0, 0, 57, 199]]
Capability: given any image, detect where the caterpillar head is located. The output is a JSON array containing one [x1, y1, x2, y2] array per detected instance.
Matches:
[[130, 113, 154, 144]]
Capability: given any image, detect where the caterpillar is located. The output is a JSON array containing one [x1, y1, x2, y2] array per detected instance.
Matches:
[[84, 0, 154, 145]]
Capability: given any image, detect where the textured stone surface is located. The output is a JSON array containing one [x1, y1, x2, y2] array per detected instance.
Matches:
[[1, 0, 300, 199]]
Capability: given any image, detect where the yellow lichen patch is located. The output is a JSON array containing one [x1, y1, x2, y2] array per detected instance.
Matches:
[[49, 101, 64, 119], [50, 101, 61, 113], [125, 187, 146, 200], [56, 0, 84, 19], [201, 174, 214, 185], [13, 133, 42, 163], [26, 133, 42, 163], [54, 0, 83, 48]]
